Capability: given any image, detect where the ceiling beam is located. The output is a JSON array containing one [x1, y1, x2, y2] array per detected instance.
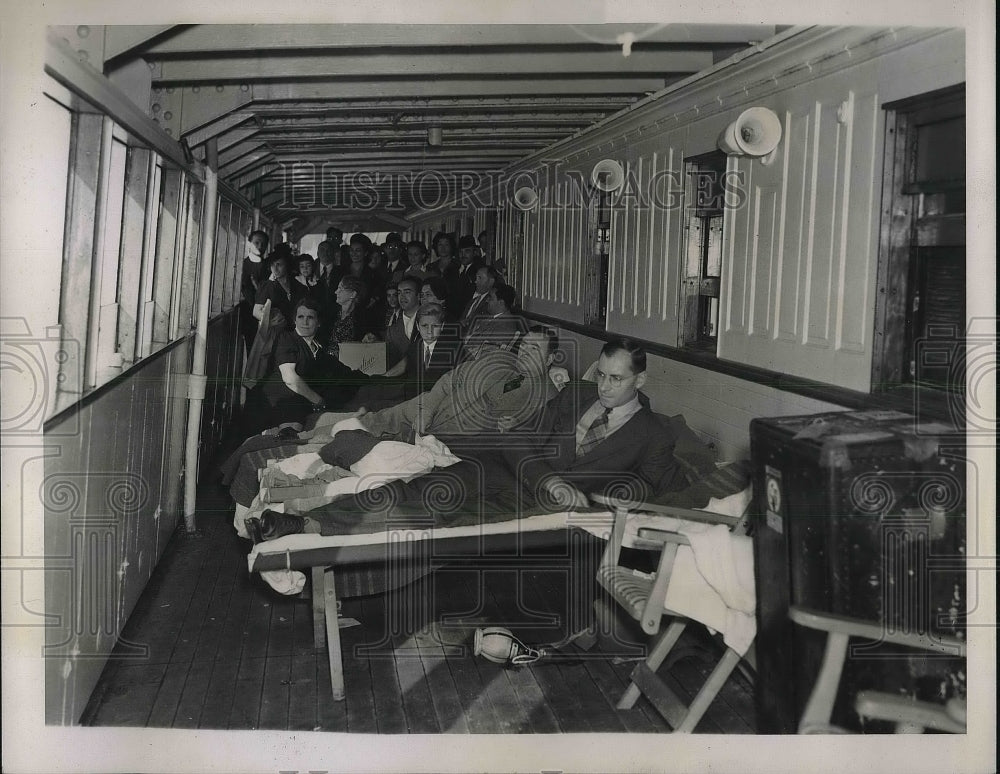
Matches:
[[102, 25, 179, 63], [247, 96, 636, 112], [153, 50, 713, 84], [249, 79, 669, 101], [141, 24, 775, 54], [254, 115, 605, 129], [182, 110, 255, 147]]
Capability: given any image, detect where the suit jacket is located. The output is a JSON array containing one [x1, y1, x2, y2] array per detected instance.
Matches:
[[405, 333, 463, 399], [384, 311, 419, 368], [463, 313, 527, 359], [506, 383, 684, 502], [454, 261, 482, 311], [459, 292, 491, 332]]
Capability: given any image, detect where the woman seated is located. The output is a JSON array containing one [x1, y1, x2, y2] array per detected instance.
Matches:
[[325, 275, 377, 356], [253, 252, 303, 329], [241, 298, 363, 438]]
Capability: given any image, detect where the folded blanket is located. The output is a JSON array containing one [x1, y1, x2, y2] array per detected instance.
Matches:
[[662, 523, 756, 656]]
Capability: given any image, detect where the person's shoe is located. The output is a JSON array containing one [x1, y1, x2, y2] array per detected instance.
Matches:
[[260, 509, 305, 540], [244, 517, 263, 544]]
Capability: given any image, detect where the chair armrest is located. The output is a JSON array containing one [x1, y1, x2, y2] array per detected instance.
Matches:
[[631, 528, 692, 552], [590, 493, 741, 528], [789, 606, 966, 657], [855, 691, 966, 733]]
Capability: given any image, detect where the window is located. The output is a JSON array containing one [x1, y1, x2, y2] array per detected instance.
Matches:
[[583, 189, 611, 326], [873, 85, 965, 395], [679, 151, 728, 351]]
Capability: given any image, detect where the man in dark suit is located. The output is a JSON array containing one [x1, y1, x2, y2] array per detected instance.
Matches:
[[454, 235, 483, 310], [459, 265, 498, 334], [383, 276, 421, 369], [463, 284, 527, 360], [381, 232, 406, 284], [503, 338, 685, 508]]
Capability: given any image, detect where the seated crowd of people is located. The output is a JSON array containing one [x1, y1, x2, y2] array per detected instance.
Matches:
[[227, 226, 686, 543], [237, 227, 521, 436]]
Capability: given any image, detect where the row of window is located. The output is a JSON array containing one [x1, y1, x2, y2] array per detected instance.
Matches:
[[52, 101, 259, 417]]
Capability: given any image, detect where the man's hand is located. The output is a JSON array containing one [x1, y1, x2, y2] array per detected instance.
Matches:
[[496, 414, 516, 433], [542, 476, 589, 510], [361, 333, 378, 344]]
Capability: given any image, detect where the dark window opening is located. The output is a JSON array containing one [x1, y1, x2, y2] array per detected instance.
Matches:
[[680, 151, 728, 352]]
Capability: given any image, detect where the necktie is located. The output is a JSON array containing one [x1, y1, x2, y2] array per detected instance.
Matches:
[[423, 344, 432, 368], [307, 338, 320, 357], [577, 407, 612, 458], [390, 310, 400, 326]]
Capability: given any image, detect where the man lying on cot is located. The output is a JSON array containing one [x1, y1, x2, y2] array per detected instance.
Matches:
[[250, 337, 685, 539], [223, 325, 559, 512]]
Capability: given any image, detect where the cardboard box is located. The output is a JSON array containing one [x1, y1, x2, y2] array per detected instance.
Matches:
[[338, 342, 387, 375]]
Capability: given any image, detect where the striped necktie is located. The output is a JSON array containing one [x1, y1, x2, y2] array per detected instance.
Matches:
[[423, 344, 432, 368], [576, 407, 612, 458]]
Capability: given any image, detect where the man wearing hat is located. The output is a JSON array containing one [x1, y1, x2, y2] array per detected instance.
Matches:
[[455, 234, 483, 311]]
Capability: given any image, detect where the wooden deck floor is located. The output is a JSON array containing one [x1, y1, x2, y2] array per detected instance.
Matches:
[[82, 480, 756, 733]]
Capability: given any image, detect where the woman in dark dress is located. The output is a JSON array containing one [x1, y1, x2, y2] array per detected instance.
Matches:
[[325, 274, 373, 356], [242, 297, 360, 436], [253, 252, 303, 329]]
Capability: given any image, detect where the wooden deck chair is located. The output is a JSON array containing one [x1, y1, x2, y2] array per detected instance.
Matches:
[[591, 493, 755, 733], [789, 606, 967, 734]]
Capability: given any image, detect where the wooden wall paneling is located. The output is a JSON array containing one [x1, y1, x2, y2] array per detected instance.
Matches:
[[158, 341, 191, 548], [721, 156, 750, 337], [776, 110, 812, 343], [804, 98, 846, 348], [836, 90, 880, 356], [644, 151, 660, 321], [117, 147, 151, 366], [660, 140, 683, 329], [748, 186, 781, 337], [569, 193, 581, 305], [631, 155, 647, 318]]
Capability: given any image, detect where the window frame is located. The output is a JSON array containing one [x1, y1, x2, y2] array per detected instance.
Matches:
[[872, 84, 966, 397]]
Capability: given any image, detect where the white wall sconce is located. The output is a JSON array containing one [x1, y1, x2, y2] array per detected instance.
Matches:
[[717, 107, 783, 165]]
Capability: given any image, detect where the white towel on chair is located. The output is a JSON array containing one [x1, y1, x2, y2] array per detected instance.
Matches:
[[662, 524, 756, 656]]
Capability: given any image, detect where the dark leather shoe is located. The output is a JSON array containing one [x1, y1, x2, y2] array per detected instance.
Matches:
[[260, 509, 305, 540], [244, 517, 263, 544]]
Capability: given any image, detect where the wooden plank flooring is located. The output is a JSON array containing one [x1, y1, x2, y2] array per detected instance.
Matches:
[[82, 480, 756, 734]]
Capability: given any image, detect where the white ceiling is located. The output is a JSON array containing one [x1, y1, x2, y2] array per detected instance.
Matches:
[[95, 23, 780, 232]]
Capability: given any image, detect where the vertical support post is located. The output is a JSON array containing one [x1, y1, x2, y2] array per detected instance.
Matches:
[[183, 139, 218, 532]]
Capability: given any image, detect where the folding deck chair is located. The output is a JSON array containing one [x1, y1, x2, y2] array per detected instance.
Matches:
[[591, 492, 756, 733], [790, 606, 967, 734]]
